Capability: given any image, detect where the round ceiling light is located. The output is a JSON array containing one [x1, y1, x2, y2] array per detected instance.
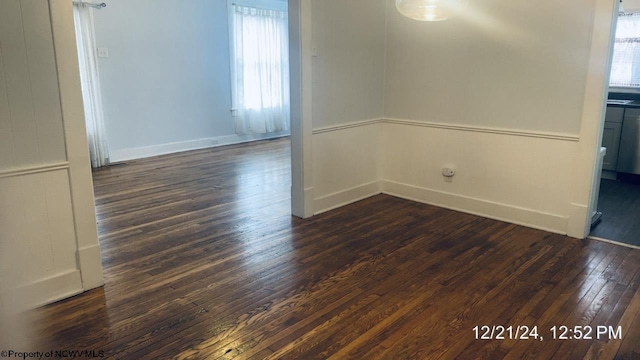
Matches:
[[396, 0, 450, 22]]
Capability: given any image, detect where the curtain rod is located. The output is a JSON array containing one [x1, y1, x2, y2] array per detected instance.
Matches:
[[73, 1, 107, 9], [230, 1, 287, 12]]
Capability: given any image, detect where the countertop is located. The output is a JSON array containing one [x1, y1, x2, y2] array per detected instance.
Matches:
[[607, 99, 640, 107], [607, 92, 640, 108]]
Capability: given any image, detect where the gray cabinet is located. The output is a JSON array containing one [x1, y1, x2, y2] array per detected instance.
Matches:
[[618, 108, 640, 175], [602, 106, 624, 171]]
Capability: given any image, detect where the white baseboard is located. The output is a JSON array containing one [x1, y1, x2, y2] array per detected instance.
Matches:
[[566, 202, 590, 239], [109, 131, 290, 163], [17, 270, 83, 309], [78, 244, 104, 290], [304, 187, 315, 218], [314, 181, 381, 215], [381, 180, 568, 235]]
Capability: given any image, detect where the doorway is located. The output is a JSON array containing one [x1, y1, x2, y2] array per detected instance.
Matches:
[[589, 2, 640, 248], [72, 0, 311, 272], [74, 0, 291, 163], [72, 0, 307, 218]]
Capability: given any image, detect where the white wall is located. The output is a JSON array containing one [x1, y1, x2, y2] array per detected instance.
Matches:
[[378, 0, 601, 234], [313, 123, 382, 212], [380, 124, 578, 233], [0, 0, 103, 316], [310, 0, 615, 237], [0, 0, 615, 322], [309, 0, 387, 211], [384, 0, 594, 135], [311, 0, 386, 129], [92, 0, 287, 162]]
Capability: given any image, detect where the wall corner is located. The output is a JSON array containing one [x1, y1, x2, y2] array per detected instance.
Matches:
[[566, 203, 590, 239]]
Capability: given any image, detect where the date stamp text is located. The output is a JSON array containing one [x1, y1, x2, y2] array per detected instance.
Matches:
[[473, 325, 623, 341]]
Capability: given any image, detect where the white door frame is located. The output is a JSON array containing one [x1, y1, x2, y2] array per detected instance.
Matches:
[[289, 0, 314, 218], [49, 0, 104, 290], [568, 0, 619, 238]]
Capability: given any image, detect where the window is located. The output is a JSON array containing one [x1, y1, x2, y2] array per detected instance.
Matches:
[[611, 13, 640, 87], [228, 0, 290, 135]]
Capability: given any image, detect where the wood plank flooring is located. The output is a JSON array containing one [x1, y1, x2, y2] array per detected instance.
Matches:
[[591, 178, 640, 247], [32, 138, 640, 359]]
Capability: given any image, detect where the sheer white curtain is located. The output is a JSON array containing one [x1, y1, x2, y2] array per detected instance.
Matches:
[[73, 2, 109, 167], [232, 5, 290, 135], [611, 13, 640, 87]]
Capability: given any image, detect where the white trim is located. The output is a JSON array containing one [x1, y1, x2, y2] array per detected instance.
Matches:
[[289, 0, 314, 218], [310, 174, 571, 234], [303, 187, 315, 215], [381, 180, 569, 235], [567, 202, 589, 238], [383, 118, 581, 142], [109, 132, 290, 163], [311, 117, 580, 141], [587, 236, 640, 250], [77, 244, 103, 290], [16, 270, 83, 309], [313, 181, 381, 215], [49, 0, 104, 290], [0, 162, 70, 178], [312, 118, 383, 134], [569, 0, 619, 239]]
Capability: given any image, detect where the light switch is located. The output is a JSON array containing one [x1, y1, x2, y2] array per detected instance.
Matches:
[[97, 47, 109, 58]]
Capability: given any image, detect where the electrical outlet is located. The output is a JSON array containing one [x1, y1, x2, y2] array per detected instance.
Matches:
[[442, 167, 455, 183], [442, 167, 455, 177], [97, 47, 109, 58]]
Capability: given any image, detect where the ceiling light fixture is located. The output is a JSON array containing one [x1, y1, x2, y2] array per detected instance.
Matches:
[[396, 0, 450, 22]]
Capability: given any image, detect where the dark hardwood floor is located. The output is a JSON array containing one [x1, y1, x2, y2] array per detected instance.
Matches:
[[591, 178, 640, 247], [32, 138, 640, 359]]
